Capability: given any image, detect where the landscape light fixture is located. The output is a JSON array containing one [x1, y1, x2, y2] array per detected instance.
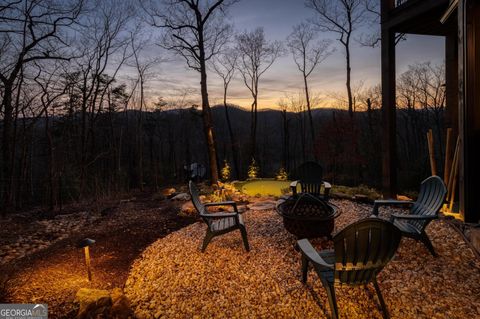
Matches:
[[77, 238, 95, 281]]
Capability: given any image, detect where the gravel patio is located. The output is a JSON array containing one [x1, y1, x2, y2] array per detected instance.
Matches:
[[125, 199, 480, 319]]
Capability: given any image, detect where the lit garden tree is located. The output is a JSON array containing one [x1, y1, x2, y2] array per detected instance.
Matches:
[[145, 0, 239, 185]]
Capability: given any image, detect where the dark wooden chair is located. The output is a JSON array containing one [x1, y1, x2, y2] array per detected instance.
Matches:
[[290, 161, 331, 200], [372, 175, 447, 256], [188, 181, 250, 252], [298, 218, 402, 319]]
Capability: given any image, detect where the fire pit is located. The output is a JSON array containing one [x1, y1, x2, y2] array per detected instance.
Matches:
[[276, 193, 339, 238]]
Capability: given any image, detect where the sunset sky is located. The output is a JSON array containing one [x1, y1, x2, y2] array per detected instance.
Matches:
[[137, 0, 446, 110]]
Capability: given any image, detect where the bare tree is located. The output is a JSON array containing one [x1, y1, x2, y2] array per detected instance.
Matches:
[[0, 0, 84, 210], [277, 101, 291, 171], [278, 93, 308, 164], [145, 0, 238, 185], [306, 0, 367, 117], [398, 62, 446, 155], [236, 27, 283, 159], [130, 31, 160, 190], [71, 0, 133, 196], [287, 22, 332, 148], [34, 62, 68, 210], [358, 0, 405, 48], [212, 48, 240, 179]]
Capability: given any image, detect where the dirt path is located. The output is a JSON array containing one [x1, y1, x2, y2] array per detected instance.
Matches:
[[0, 192, 197, 318]]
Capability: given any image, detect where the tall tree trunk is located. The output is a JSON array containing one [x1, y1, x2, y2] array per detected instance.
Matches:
[[345, 40, 353, 117], [300, 113, 306, 163], [137, 78, 145, 190], [303, 73, 316, 155], [223, 88, 240, 179], [80, 94, 88, 196], [250, 86, 258, 160], [1, 85, 13, 212], [282, 110, 289, 170], [45, 110, 56, 210], [199, 43, 219, 184]]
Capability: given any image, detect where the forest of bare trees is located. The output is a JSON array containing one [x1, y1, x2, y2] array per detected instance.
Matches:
[[0, 0, 448, 213]]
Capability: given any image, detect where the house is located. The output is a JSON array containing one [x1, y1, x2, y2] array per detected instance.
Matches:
[[380, 0, 480, 223]]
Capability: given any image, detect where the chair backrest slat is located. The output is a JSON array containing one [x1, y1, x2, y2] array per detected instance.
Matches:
[[410, 176, 447, 229], [333, 218, 401, 285], [188, 181, 210, 224], [293, 162, 324, 196]]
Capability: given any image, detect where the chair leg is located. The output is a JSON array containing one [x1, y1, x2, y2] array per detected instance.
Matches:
[[372, 202, 380, 216], [201, 231, 214, 252], [301, 254, 309, 283], [239, 226, 250, 252], [420, 232, 437, 257], [373, 277, 390, 319], [322, 281, 338, 319]]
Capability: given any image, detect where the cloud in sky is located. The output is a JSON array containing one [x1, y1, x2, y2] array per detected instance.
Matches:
[[139, 0, 445, 109]]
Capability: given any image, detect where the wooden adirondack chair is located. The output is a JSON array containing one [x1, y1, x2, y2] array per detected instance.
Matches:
[[188, 181, 250, 252], [298, 218, 402, 319], [372, 175, 447, 256], [290, 162, 331, 200]]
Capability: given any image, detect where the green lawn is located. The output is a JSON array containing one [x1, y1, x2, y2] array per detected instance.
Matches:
[[233, 179, 292, 197], [233, 179, 384, 201]]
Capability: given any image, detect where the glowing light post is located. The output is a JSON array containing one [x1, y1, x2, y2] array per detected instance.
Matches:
[[78, 238, 95, 281]]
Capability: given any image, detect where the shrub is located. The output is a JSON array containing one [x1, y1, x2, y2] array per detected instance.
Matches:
[[221, 160, 231, 181], [275, 167, 288, 181], [247, 158, 259, 180]]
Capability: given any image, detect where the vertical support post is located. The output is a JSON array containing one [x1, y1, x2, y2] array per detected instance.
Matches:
[[460, 0, 480, 223], [445, 33, 459, 138], [84, 246, 92, 281], [381, 0, 397, 198], [458, 0, 466, 220]]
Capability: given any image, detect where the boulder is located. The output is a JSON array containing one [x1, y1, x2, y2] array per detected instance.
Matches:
[[353, 194, 371, 203], [161, 188, 176, 197], [171, 193, 191, 201], [331, 192, 352, 200], [397, 195, 413, 201], [109, 288, 134, 319], [75, 288, 111, 319], [180, 202, 196, 216], [247, 200, 276, 211], [75, 288, 133, 319], [226, 205, 248, 213]]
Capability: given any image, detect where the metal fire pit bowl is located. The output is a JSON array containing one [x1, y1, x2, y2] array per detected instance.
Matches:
[[276, 193, 340, 238]]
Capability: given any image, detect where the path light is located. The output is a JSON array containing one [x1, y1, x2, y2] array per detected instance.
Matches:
[[77, 238, 95, 281]]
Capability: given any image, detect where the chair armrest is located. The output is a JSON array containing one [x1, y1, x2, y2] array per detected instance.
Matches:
[[391, 213, 437, 221], [374, 200, 414, 205], [204, 201, 237, 207], [297, 239, 334, 270], [201, 212, 238, 219], [323, 181, 331, 199], [372, 200, 414, 216], [290, 181, 299, 195]]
